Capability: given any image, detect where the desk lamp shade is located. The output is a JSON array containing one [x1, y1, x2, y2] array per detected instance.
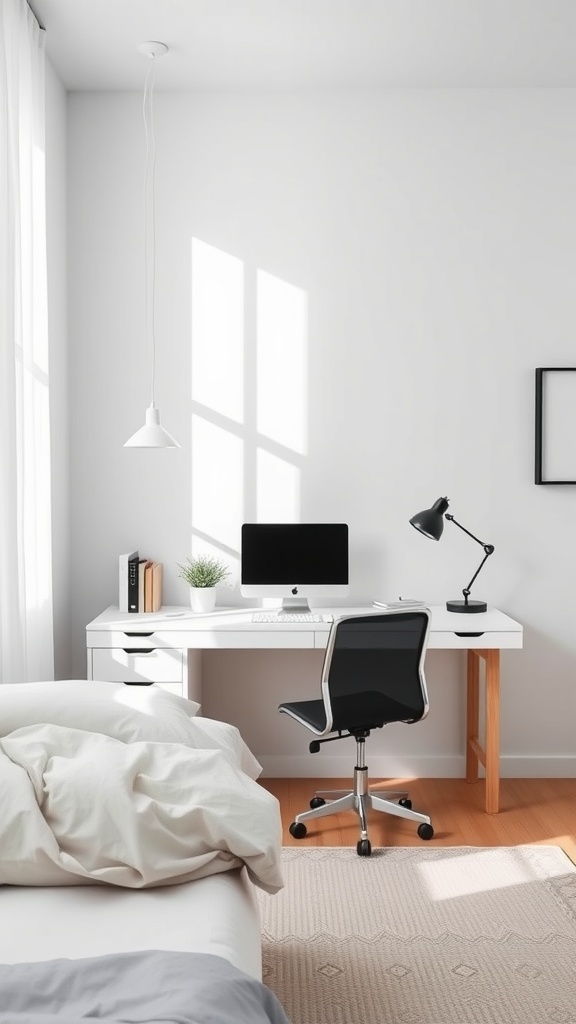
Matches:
[[409, 497, 449, 541], [124, 42, 180, 449], [410, 496, 494, 614]]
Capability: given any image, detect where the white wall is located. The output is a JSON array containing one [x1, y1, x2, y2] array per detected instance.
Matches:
[[66, 88, 576, 775], [45, 59, 69, 679]]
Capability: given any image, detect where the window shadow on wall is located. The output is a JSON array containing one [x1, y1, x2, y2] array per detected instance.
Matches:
[[190, 237, 308, 597]]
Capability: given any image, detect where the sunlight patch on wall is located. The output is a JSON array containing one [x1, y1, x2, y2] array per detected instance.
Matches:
[[256, 270, 307, 455], [189, 241, 309, 582], [191, 415, 243, 552], [191, 238, 244, 423], [256, 449, 300, 522]]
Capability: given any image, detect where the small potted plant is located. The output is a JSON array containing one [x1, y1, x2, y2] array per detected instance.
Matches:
[[177, 554, 230, 613]]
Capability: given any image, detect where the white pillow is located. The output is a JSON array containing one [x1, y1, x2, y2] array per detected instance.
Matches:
[[0, 680, 201, 745]]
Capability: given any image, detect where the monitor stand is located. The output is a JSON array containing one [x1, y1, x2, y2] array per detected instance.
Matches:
[[279, 597, 312, 615]]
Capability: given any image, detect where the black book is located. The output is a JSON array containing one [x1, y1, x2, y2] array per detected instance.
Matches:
[[128, 553, 140, 612], [118, 549, 138, 612]]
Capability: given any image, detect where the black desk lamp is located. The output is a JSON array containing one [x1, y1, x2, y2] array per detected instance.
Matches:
[[409, 496, 494, 614]]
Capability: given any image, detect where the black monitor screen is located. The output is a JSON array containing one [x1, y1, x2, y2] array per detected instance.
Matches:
[[241, 523, 349, 584]]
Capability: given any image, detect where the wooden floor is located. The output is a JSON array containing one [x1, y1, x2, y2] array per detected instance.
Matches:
[[260, 777, 576, 863]]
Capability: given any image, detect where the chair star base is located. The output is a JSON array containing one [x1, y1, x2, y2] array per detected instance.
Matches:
[[289, 737, 434, 856]]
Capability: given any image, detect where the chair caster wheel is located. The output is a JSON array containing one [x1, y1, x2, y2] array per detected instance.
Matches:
[[357, 839, 372, 856], [310, 796, 326, 809], [417, 823, 434, 840], [398, 798, 412, 809], [289, 821, 307, 839]]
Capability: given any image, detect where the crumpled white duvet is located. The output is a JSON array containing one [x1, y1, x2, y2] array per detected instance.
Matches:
[[0, 722, 283, 893]]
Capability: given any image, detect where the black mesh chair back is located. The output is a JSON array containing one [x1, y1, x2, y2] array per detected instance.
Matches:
[[321, 610, 430, 735]]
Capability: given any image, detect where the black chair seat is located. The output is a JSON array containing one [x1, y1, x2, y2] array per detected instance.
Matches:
[[278, 699, 327, 732], [280, 689, 420, 734]]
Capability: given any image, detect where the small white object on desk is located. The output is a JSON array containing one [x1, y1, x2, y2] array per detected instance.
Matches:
[[373, 599, 427, 609]]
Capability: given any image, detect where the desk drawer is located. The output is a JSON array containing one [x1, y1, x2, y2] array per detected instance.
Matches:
[[187, 630, 315, 649], [427, 631, 523, 650], [87, 630, 174, 650], [92, 647, 184, 684]]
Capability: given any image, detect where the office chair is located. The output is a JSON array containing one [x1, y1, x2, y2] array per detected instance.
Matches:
[[278, 609, 434, 856]]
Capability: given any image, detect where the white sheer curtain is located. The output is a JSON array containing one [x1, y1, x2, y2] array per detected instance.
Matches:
[[0, 0, 54, 682]]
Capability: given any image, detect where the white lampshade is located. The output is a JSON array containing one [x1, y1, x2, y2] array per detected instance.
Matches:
[[124, 404, 180, 448]]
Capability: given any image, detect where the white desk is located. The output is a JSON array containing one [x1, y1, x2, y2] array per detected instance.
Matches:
[[86, 604, 523, 814]]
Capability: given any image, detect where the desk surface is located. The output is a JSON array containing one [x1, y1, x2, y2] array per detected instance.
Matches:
[[87, 604, 523, 651]]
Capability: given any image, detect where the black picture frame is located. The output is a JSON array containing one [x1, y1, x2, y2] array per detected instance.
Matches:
[[535, 367, 576, 484]]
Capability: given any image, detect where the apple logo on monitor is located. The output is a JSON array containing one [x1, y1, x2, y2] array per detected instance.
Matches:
[[292, 586, 298, 595]]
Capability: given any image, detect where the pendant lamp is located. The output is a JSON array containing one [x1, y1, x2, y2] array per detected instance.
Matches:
[[124, 41, 179, 448]]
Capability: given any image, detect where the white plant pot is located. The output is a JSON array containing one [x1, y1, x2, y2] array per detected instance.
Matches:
[[189, 587, 217, 613]]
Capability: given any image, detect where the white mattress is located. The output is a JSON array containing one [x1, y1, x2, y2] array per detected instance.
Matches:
[[0, 868, 262, 980]]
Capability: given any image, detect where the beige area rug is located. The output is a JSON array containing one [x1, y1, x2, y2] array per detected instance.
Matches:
[[256, 846, 576, 1024]]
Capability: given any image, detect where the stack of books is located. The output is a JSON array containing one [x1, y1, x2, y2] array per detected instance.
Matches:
[[119, 551, 163, 613]]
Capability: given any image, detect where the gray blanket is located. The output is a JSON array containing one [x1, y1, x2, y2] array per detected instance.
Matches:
[[0, 949, 290, 1024]]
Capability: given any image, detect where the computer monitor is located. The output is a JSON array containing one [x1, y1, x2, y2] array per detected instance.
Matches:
[[241, 523, 349, 613]]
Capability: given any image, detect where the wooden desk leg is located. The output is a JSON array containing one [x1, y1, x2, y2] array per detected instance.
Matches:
[[466, 648, 501, 814], [484, 649, 501, 814], [466, 650, 480, 783]]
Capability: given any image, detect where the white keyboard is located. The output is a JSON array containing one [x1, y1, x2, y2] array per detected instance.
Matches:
[[252, 612, 331, 624]]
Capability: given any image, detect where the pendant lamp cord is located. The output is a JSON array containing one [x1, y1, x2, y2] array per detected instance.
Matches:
[[143, 55, 157, 409]]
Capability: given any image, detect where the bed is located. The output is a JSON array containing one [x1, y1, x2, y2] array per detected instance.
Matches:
[[0, 680, 289, 1023]]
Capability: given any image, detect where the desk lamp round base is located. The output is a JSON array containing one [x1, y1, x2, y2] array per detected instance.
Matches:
[[446, 599, 487, 614]]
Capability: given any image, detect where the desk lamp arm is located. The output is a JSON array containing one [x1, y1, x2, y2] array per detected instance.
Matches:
[[446, 514, 495, 605]]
